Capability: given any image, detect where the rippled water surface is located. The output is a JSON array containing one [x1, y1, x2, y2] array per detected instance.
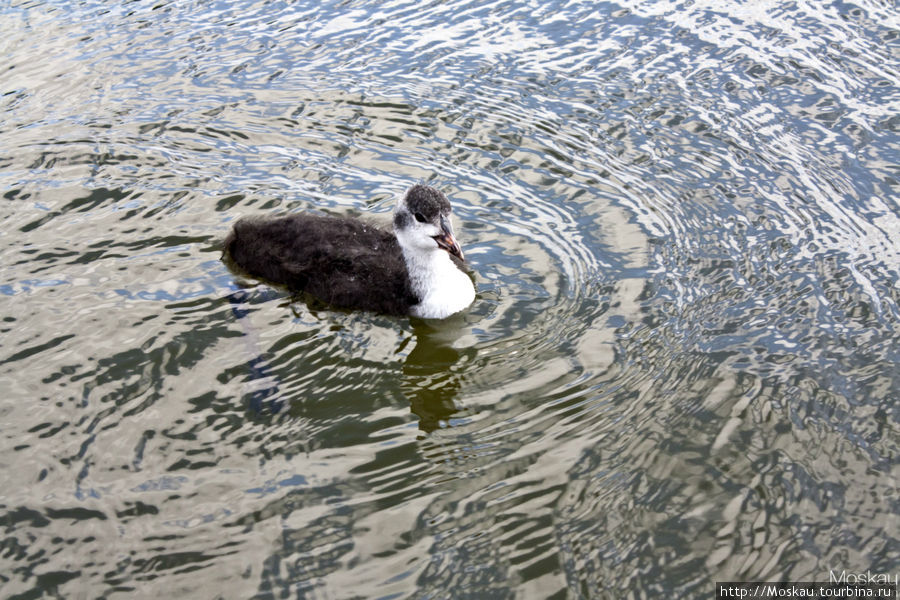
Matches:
[[2, 1, 898, 598]]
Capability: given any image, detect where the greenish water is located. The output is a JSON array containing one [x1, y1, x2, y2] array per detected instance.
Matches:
[[1, 1, 898, 598]]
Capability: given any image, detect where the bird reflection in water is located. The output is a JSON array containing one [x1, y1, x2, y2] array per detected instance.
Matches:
[[226, 288, 473, 433], [401, 317, 474, 433]]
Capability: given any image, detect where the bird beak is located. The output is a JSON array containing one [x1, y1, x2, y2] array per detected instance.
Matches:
[[433, 216, 464, 260]]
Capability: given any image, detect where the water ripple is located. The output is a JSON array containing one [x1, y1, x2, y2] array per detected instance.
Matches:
[[1, 0, 898, 598]]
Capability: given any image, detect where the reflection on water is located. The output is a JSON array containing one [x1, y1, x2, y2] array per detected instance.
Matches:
[[1, 0, 898, 598]]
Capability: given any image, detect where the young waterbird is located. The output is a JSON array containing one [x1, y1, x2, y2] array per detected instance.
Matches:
[[224, 185, 475, 319]]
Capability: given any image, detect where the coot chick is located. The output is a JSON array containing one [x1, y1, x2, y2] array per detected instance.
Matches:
[[224, 185, 475, 319]]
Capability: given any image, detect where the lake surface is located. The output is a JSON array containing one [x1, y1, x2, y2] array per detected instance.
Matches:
[[1, 1, 898, 598]]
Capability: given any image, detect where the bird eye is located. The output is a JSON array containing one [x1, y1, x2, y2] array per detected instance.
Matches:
[[414, 212, 427, 223]]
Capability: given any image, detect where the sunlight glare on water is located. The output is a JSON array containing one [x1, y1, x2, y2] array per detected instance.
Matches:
[[0, 0, 898, 598]]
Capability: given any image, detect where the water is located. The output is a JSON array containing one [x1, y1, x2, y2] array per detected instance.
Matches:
[[1, 1, 898, 598]]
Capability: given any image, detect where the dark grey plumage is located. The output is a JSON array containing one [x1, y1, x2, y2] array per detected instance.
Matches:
[[225, 213, 419, 315], [393, 184, 451, 229]]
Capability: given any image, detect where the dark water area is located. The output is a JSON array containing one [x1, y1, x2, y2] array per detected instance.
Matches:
[[1, 1, 898, 598]]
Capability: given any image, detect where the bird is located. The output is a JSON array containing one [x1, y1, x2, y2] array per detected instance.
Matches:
[[223, 184, 476, 319]]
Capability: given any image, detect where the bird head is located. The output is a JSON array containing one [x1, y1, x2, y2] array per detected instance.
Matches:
[[393, 185, 463, 260]]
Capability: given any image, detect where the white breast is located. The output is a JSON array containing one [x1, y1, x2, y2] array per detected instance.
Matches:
[[403, 249, 475, 319]]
